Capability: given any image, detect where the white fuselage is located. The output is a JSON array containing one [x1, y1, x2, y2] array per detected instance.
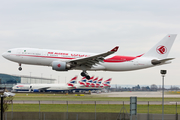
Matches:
[[2, 48, 155, 71], [12, 83, 105, 92], [12, 83, 75, 92], [73, 84, 103, 91]]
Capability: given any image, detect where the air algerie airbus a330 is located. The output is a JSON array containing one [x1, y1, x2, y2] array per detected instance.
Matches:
[[2, 34, 177, 79]]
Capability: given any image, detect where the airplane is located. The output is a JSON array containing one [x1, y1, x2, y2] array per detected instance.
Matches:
[[102, 78, 112, 88], [78, 77, 87, 86], [73, 76, 94, 92], [12, 76, 78, 92], [90, 77, 99, 87], [96, 78, 103, 88], [100, 78, 112, 93], [2, 34, 177, 79], [73, 77, 112, 93], [85, 76, 94, 86]]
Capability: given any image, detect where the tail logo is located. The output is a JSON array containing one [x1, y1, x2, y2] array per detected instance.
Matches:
[[156, 46, 167, 54]]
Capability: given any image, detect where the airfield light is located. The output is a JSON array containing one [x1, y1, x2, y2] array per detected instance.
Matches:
[[160, 70, 167, 120]]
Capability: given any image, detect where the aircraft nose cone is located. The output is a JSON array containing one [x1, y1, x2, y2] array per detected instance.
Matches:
[[2, 52, 6, 58]]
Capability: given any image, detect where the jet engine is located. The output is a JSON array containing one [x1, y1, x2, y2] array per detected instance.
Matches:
[[151, 59, 161, 65], [52, 61, 71, 71], [33, 89, 40, 92]]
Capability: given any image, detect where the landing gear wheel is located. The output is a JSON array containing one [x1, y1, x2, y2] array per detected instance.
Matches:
[[18, 63, 22, 71], [81, 72, 86, 77], [86, 75, 90, 80], [18, 67, 22, 71], [81, 72, 90, 80]]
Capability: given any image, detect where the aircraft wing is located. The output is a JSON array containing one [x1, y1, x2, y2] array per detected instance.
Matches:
[[69, 46, 119, 68], [38, 87, 50, 91]]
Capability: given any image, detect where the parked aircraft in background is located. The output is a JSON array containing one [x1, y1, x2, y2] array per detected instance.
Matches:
[[102, 78, 112, 87], [90, 77, 98, 87], [73, 77, 112, 92], [78, 77, 87, 86], [2, 34, 177, 79], [96, 78, 103, 88], [85, 76, 94, 86], [12, 76, 77, 92], [12, 76, 112, 93]]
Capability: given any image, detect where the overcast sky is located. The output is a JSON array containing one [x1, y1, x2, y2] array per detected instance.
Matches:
[[0, 0, 180, 86]]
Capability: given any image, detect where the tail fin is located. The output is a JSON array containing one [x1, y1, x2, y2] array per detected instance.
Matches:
[[91, 77, 98, 87], [102, 78, 112, 87], [85, 76, 94, 86], [103, 78, 112, 84], [142, 34, 177, 59], [79, 77, 87, 85], [92, 77, 98, 83], [97, 78, 103, 85], [96, 78, 103, 87], [67, 76, 78, 87], [69, 76, 78, 84]]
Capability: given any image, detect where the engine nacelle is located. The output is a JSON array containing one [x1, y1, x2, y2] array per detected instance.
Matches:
[[52, 61, 71, 71], [151, 59, 161, 65], [33, 89, 40, 92]]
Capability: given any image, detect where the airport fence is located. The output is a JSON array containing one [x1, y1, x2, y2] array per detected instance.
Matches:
[[1, 100, 180, 120], [1, 112, 180, 120]]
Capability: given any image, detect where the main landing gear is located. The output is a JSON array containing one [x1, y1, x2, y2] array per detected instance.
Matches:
[[18, 63, 22, 71], [81, 71, 90, 80]]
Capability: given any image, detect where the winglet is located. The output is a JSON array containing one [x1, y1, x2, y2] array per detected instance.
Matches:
[[111, 46, 119, 52]]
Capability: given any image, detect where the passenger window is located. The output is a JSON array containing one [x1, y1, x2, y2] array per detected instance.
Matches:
[[8, 51, 11, 53]]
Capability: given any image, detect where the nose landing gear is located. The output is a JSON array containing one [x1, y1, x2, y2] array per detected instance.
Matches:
[[18, 63, 22, 71], [81, 71, 90, 80]]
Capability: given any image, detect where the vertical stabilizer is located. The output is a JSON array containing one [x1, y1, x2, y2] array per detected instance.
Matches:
[[142, 34, 177, 59], [102, 78, 112, 87], [79, 77, 87, 85], [68, 76, 78, 84]]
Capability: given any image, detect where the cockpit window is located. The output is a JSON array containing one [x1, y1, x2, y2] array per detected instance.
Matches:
[[8, 51, 11, 53]]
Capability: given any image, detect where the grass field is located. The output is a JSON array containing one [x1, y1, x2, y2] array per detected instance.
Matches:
[[7, 104, 180, 114], [5, 93, 180, 114], [13, 93, 180, 101]]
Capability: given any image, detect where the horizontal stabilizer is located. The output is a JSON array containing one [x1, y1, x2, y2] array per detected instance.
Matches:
[[151, 58, 175, 65]]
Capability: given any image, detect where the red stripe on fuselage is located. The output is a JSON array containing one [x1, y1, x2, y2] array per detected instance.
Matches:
[[12, 54, 141, 63], [12, 54, 75, 60], [104, 55, 138, 63]]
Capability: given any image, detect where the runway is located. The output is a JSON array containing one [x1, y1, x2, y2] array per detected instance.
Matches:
[[12, 91, 180, 105], [93, 91, 180, 98], [13, 100, 180, 105]]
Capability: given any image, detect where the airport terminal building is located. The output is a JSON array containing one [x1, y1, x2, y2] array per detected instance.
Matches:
[[0, 73, 56, 90]]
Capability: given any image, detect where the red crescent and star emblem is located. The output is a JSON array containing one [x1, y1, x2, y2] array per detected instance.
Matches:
[[57, 64, 61, 67], [156, 45, 167, 54]]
